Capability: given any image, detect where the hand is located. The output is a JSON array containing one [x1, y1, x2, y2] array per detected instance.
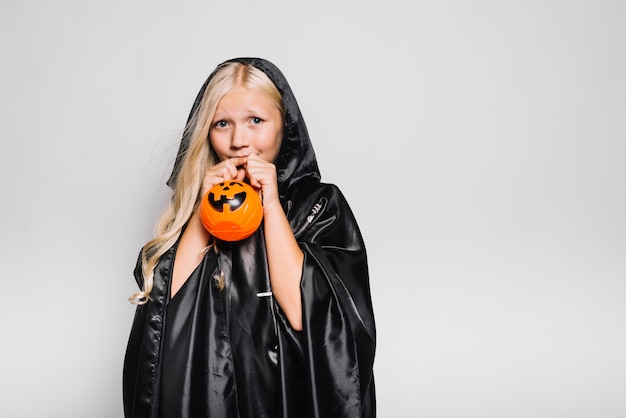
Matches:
[[243, 154, 280, 213], [200, 156, 248, 197]]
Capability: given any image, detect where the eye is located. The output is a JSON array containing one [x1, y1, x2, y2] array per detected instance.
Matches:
[[214, 120, 229, 128], [250, 117, 262, 125]]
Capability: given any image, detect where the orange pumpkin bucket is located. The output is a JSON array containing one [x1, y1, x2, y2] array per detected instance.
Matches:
[[199, 181, 263, 241]]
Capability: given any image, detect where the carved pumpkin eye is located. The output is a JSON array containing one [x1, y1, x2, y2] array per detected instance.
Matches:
[[200, 181, 263, 241]]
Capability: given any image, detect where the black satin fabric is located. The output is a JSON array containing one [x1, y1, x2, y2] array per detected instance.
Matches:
[[123, 58, 376, 417], [159, 251, 237, 417]]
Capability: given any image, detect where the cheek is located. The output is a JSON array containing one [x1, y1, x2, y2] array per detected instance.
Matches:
[[260, 128, 283, 161], [209, 132, 228, 159]]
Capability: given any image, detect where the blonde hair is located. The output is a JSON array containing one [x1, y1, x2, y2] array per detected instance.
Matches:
[[129, 62, 284, 304]]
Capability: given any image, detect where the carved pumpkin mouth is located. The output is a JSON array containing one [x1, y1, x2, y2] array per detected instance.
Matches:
[[208, 190, 246, 212]]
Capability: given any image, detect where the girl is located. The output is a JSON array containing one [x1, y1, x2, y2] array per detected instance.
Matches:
[[123, 57, 376, 417]]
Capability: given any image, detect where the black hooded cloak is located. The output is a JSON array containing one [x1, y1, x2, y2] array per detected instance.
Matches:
[[123, 58, 376, 418]]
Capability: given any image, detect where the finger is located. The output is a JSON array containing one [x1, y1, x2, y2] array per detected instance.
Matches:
[[247, 168, 271, 190], [235, 167, 246, 181], [210, 165, 235, 182], [202, 161, 241, 195], [215, 158, 245, 179], [229, 156, 248, 169], [248, 175, 261, 189]]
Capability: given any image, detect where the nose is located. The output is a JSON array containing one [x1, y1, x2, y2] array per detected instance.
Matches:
[[231, 126, 250, 149]]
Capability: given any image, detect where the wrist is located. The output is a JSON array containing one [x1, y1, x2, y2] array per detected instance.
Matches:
[[262, 198, 283, 216]]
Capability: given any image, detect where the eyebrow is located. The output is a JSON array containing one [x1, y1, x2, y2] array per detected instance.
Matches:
[[217, 110, 270, 120]]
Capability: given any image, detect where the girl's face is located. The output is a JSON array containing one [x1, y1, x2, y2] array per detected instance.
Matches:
[[209, 85, 283, 163]]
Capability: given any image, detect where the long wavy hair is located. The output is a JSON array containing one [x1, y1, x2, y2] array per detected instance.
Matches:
[[129, 62, 284, 304]]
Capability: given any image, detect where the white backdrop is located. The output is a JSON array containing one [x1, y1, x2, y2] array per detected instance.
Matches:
[[1, 1, 625, 417]]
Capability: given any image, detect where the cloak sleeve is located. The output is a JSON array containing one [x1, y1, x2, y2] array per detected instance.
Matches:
[[279, 182, 376, 417]]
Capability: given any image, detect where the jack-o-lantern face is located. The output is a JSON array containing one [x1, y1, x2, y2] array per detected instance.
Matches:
[[208, 181, 247, 212], [199, 181, 263, 241]]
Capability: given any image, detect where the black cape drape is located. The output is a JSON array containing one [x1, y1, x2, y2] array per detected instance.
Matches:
[[123, 58, 376, 418]]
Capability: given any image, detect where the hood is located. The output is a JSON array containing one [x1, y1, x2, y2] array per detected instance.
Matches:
[[167, 57, 321, 199]]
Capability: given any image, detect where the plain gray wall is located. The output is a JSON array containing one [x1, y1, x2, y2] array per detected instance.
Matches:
[[1, 1, 625, 417]]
